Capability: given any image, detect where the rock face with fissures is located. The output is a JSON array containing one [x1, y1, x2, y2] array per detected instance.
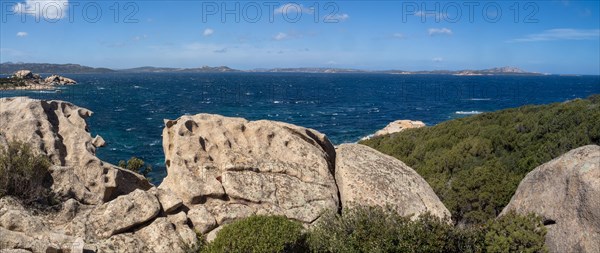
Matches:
[[335, 144, 451, 221], [0, 97, 151, 204], [159, 114, 340, 234]]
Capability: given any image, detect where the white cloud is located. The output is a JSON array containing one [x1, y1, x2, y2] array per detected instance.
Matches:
[[16, 32, 28, 37], [274, 3, 313, 15], [392, 33, 405, 39], [273, 32, 288, 41], [203, 28, 214, 37], [13, 0, 69, 20], [428, 28, 453, 36], [432, 57, 444, 63], [324, 13, 349, 22], [508, 29, 600, 43], [133, 35, 148, 41]]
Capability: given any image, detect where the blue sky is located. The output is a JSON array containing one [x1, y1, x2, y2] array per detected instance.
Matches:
[[1, 0, 599, 74]]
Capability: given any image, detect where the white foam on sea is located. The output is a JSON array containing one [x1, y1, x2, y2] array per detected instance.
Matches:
[[32, 90, 57, 94], [465, 98, 492, 101], [455, 111, 483, 115]]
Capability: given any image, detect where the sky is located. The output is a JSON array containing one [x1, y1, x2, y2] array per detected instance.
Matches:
[[1, 0, 599, 74]]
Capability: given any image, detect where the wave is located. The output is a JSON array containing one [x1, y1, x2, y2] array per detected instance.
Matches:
[[465, 98, 492, 101], [31, 90, 58, 94], [456, 111, 483, 115]]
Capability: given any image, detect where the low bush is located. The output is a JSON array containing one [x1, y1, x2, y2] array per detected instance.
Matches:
[[308, 206, 546, 253], [484, 211, 547, 253], [203, 215, 306, 253], [0, 140, 53, 206], [118, 156, 152, 179]]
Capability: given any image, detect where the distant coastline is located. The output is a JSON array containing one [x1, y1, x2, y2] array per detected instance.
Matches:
[[0, 62, 551, 76]]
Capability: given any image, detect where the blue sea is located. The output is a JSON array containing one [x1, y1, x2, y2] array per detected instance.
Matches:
[[1, 73, 599, 184]]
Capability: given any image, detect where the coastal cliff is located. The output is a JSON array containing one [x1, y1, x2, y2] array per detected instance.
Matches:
[[0, 97, 598, 252], [0, 97, 448, 252]]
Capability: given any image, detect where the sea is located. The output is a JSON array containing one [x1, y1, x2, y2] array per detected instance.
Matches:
[[1, 73, 599, 184]]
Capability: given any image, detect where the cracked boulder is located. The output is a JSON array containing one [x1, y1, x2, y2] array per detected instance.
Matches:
[[335, 144, 451, 220], [159, 114, 339, 234], [500, 145, 600, 253], [0, 97, 152, 204]]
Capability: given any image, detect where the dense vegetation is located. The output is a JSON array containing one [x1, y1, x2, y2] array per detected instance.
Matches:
[[309, 207, 546, 253], [193, 207, 547, 253], [0, 77, 27, 88], [202, 216, 307, 253], [118, 156, 153, 180], [361, 95, 600, 225], [0, 139, 53, 206]]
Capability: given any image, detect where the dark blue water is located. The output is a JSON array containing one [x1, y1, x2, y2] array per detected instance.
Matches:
[[2, 73, 599, 184]]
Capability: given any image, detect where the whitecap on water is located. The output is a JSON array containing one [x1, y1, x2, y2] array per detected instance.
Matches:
[[455, 111, 483, 115], [465, 98, 492, 101], [32, 90, 57, 94]]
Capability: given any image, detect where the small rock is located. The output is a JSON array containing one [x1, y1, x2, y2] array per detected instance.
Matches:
[[187, 205, 217, 234], [361, 120, 425, 140]]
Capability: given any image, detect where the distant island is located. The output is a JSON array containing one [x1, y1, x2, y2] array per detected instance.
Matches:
[[0, 62, 547, 76], [0, 62, 114, 74], [121, 65, 240, 73]]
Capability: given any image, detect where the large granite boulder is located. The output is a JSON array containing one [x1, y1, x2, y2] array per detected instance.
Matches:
[[159, 114, 340, 234], [500, 145, 600, 253], [0, 97, 151, 204], [335, 144, 451, 220], [44, 75, 77, 85], [12, 70, 34, 79]]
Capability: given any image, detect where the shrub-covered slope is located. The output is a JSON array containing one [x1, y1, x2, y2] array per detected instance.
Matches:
[[361, 95, 600, 225]]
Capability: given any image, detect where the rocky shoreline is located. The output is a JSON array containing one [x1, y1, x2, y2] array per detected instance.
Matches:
[[0, 97, 598, 252], [0, 70, 76, 90]]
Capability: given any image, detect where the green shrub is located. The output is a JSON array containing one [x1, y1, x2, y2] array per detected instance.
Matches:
[[308, 206, 411, 253], [307, 206, 546, 253], [485, 212, 547, 253], [0, 140, 53, 205], [361, 95, 600, 225], [118, 157, 152, 179], [308, 206, 470, 253], [204, 215, 306, 253]]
